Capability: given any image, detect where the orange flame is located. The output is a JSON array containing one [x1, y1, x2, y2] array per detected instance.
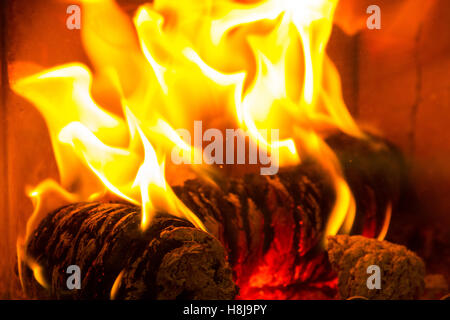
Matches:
[[13, 0, 365, 288]]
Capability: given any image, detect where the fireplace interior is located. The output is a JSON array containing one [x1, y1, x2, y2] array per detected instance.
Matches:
[[0, 0, 449, 300]]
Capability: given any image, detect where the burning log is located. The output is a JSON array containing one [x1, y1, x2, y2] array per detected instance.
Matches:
[[326, 133, 409, 237], [173, 162, 336, 298], [21, 202, 237, 300], [327, 235, 425, 300]]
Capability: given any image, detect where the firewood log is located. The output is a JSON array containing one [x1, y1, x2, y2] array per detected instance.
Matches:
[[326, 133, 409, 237], [21, 202, 237, 300], [173, 161, 336, 298], [327, 235, 425, 299]]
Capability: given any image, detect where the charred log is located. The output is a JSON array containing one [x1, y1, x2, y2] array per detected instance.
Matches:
[[327, 235, 425, 300], [174, 162, 336, 298], [326, 133, 410, 237], [21, 202, 237, 300]]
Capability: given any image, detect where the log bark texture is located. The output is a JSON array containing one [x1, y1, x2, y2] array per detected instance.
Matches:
[[21, 202, 237, 300], [173, 162, 336, 298], [327, 235, 425, 299]]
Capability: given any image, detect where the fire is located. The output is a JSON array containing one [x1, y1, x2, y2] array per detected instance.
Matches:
[[12, 0, 365, 295]]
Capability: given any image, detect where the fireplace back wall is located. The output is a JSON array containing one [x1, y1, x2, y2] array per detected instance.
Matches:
[[0, 0, 449, 298]]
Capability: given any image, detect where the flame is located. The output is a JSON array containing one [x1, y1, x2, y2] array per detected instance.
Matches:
[[110, 270, 125, 300], [377, 202, 392, 241], [17, 244, 49, 291], [12, 0, 367, 293]]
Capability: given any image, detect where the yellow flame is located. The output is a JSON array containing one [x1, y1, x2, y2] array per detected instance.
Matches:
[[110, 270, 125, 300], [17, 244, 49, 290], [377, 203, 392, 241], [12, 0, 366, 261]]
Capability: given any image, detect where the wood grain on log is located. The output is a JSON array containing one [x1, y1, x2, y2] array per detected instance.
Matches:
[[173, 162, 336, 298], [21, 202, 237, 300]]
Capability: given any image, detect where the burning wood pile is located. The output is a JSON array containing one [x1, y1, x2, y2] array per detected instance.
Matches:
[[7, 0, 447, 300], [19, 133, 424, 299]]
